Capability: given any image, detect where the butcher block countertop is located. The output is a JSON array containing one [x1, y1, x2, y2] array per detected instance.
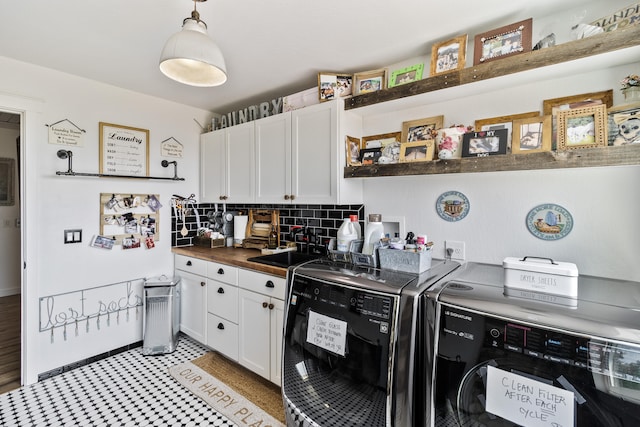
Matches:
[[172, 246, 288, 278]]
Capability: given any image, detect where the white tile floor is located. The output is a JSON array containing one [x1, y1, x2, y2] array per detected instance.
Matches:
[[0, 335, 236, 426]]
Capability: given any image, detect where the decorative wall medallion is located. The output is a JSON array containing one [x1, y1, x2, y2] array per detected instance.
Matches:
[[436, 191, 470, 222], [526, 203, 573, 240]]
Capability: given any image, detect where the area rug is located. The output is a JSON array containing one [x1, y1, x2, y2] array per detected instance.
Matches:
[[169, 351, 285, 426]]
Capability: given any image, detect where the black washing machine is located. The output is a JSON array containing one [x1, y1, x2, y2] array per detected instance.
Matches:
[[423, 262, 640, 427], [282, 258, 460, 427]]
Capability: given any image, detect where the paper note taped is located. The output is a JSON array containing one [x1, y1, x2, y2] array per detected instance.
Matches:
[[306, 311, 347, 357]]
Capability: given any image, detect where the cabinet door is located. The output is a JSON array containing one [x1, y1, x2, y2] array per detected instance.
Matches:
[[200, 130, 226, 203], [291, 101, 338, 204], [177, 270, 207, 344], [270, 298, 285, 387], [238, 288, 271, 380], [207, 313, 239, 361], [226, 122, 255, 202], [255, 113, 291, 203]]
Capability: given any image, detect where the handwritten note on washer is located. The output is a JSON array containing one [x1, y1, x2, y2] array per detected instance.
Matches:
[[306, 311, 347, 356], [99, 122, 149, 177], [486, 365, 574, 427]]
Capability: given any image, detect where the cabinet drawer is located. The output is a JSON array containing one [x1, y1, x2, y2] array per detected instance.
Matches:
[[175, 254, 207, 276], [206, 313, 238, 361], [207, 281, 238, 323], [207, 262, 238, 286], [239, 269, 286, 300]]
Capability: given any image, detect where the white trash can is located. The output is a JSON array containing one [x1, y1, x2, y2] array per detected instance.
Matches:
[[142, 275, 181, 355]]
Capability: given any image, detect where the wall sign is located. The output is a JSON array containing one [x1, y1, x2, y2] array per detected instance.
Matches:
[[436, 190, 470, 222], [99, 122, 149, 177], [526, 203, 573, 240], [47, 118, 85, 146], [217, 97, 283, 129], [160, 137, 183, 158]]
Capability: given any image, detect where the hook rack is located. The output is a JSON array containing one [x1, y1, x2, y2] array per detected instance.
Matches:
[[55, 150, 185, 181]]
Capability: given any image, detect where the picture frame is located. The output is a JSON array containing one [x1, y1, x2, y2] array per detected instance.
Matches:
[[511, 115, 552, 154], [431, 34, 467, 76], [99, 122, 149, 177], [318, 73, 353, 102], [353, 69, 388, 95], [0, 158, 15, 206], [556, 104, 608, 150], [400, 140, 435, 162], [461, 129, 509, 157], [345, 135, 362, 166], [359, 148, 382, 165], [475, 111, 540, 148], [473, 18, 533, 65], [542, 90, 614, 116], [363, 131, 402, 164], [362, 131, 401, 148], [389, 64, 424, 88], [607, 101, 640, 146], [401, 115, 444, 143]]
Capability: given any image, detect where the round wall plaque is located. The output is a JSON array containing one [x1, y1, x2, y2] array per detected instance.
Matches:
[[436, 191, 470, 222], [526, 203, 573, 240]]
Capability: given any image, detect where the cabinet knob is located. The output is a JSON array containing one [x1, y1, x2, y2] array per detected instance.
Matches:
[[219, 195, 225, 201], [290, 194, 296, 200], [265, 280, 274, 288], [186, 260, 192, 266], [217, 323, 225, 330], [217, 268, 224, 275], [200, 281, 206, 287], [217, 287, 224, 294], [284, 194, 290, 200], [262, 302, 268, 308], [268, 303, 274, 310]]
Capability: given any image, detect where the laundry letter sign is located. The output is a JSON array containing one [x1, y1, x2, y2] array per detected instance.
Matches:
[[306, 311, 347, 356], [485, 366, 575, 427], [99, 122, 149, 177]]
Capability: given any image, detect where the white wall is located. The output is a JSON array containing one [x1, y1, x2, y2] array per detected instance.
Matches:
[[0, 126, 20, 296], [0, 55, 210, 384], [361, 62, 640, 281]]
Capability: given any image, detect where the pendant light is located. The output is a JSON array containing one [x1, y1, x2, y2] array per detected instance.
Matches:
[[159, 0, 227, 87]]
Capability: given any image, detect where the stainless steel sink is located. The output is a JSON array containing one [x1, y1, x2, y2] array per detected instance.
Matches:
[[247, 251, 322, 268]]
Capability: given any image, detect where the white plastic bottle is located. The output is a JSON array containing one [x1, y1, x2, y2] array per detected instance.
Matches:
[[363, 213, 384, 255], [349, 214, 362, 239], [337, 218, 358, 252]]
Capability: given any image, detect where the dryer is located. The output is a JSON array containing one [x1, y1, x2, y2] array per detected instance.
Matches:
[[423, 262, 640, 427]]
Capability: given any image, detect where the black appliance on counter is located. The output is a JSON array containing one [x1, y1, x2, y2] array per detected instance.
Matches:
[[424, 262, 640, 427], [281, 257, 460, 427]]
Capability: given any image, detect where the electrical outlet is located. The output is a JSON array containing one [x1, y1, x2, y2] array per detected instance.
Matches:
[[445, 240, 465, 260]]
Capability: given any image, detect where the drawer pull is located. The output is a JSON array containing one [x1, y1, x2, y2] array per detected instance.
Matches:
[[262, 302, 268, 308], [217, 268, 224, 275], [268, 303, 274, 310], [265, 280, 275, 288], [217, 287, 224, 294], [200, 281, 206, 287], [217, 323, 225, 330], [186, 260, 192, 266]]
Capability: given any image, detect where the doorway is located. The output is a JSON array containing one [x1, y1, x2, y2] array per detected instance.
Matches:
[[0, 112, 21, 393]]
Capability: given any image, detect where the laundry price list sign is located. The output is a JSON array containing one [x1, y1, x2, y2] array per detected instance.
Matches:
[[99, 122, 149, 177]]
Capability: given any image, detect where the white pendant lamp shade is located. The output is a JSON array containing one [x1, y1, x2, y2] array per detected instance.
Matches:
[[159, 14, 227, 87]]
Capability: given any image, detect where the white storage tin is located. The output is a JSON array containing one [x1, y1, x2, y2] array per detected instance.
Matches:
[[503, 256, 578, 298]]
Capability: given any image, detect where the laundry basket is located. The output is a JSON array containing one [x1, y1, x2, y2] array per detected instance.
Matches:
[[142, 275, 181, 355]]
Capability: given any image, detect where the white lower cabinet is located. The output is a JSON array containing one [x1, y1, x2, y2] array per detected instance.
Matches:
[[205, 263, 239, 360], [238, 269, 286, 386], [175, 255, 207, 344]]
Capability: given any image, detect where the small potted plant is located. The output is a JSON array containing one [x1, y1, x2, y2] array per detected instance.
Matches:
[[620, 74, 640, 102]]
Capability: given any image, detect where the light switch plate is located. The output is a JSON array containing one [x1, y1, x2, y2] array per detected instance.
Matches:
[[64, 229, 82, 244]]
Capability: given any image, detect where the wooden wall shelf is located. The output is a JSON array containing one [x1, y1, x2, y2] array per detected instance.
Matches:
[[344, 146, 640, 178], [345, 25, 640, 111]]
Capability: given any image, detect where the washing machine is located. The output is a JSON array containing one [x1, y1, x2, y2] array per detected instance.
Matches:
[[423, 262, 640, 427]]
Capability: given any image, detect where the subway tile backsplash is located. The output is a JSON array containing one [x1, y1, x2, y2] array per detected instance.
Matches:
[[172, 203, 365, 251]]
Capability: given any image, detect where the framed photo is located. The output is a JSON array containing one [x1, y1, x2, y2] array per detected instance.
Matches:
[[542, 90, 613, 116], [318, 73, 353, 102], [608, 102, 640, 146], [359, 148, 382, 165], [362, 131, 401, 148], [345, 135, 362, 166], [556, 104, 608, 150], [353, 69, 388, 95], [475, 111, 540, 148], [99, 122, 149, 177], [400, 140, 435, 162], [0, 158, 15, 206], [511, 116, 552, 154], [431, 34, 467, 76], [461, 129, 509, 157], [389, 64, 424, 88], [473, 18, 532, 65], [401, 115, 444, 143]]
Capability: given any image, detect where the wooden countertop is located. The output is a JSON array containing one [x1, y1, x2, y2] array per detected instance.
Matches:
[[172, 246, 289, 278]]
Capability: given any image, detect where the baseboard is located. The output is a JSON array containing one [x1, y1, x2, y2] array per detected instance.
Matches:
[[0, 288, 20, 297]]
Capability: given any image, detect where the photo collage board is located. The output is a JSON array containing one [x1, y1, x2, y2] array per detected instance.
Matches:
[[99, 193, 161, 249]]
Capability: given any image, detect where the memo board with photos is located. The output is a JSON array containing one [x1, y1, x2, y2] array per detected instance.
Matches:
[[100, 193, 161, 246]]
